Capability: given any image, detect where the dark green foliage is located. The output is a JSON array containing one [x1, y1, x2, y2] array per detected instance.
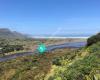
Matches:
[[0, 38, 32, 56], [52, 57, 62, 66], [0, 44, 24, 55], [13, 45, 24, 51], [87, 33, 100, 46]]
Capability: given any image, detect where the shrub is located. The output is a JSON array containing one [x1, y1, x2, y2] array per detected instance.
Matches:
[[52, 57, 62, 66], [87, 33, 100, 46]]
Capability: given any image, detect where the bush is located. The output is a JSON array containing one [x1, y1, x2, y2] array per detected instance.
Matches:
[[87, 33, 100, 46], [0, 44, 24, 55], [52, 57, 62, 66], [13, 45, 24, 51]]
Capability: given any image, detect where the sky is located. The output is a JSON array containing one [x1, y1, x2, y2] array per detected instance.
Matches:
[[0, 0, 100, 35]]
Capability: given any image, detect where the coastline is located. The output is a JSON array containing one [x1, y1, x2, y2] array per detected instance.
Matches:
[[33, 36, 89, 39]]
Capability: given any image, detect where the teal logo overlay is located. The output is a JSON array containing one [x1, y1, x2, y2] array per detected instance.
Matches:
[[37, 43, 46, 54]]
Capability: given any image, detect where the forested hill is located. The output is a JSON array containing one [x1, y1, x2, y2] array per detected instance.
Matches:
[[0, 28, 29, 39]]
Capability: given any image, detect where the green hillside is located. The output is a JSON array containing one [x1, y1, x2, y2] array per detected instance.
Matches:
[[50, 42, 100, 80]]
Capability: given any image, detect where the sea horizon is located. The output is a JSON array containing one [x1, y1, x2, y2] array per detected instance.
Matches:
[[31, 34, 92, 39], [33, 36, 89, 39]]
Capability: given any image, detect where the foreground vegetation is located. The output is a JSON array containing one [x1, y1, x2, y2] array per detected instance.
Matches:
[[0, 33, 100, 80], [50, 42, 100, 80], [0, 48, 75, 80], [0, 41, 100, 80]]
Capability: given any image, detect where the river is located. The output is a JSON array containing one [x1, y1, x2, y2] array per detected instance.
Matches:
[[0, 42, 86, 62]]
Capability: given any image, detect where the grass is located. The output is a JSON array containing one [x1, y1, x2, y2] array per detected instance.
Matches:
[[0, 48, 75, 80], [49, 42, 100, 80]]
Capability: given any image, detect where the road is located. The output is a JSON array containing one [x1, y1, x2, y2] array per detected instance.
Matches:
[[0, 42, 86, 62]]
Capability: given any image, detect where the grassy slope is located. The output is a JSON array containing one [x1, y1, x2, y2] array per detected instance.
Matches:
[[0, 48, 75, 80], [48, 42, 100, 80]]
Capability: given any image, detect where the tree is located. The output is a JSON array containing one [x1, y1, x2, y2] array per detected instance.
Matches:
[[87, 33, 100, 46]]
